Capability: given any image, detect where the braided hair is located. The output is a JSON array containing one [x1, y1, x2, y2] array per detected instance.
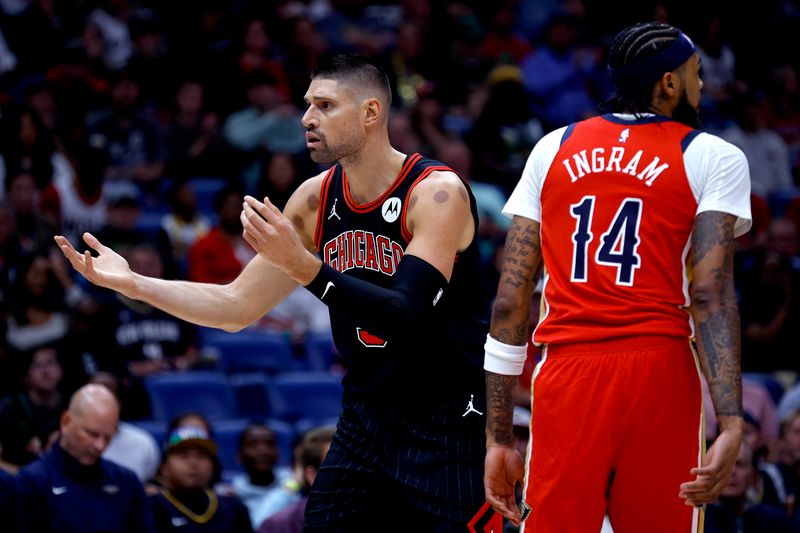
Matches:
[[600, 22, 684, 113]]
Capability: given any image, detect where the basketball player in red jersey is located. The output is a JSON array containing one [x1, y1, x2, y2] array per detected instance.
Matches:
[[56, 55, 490, 531], [483, 22, 751, 532]]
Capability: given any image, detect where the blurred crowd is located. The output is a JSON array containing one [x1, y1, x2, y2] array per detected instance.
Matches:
[[0, 0, 799, 531]]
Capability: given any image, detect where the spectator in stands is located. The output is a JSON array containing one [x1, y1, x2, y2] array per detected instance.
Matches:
[[40, 138, 109, 245], [16, 384, 155, 532], [695, 14, 741, 129], [187, 187, 254, 284], [257, 152, 303, 210], [107, 243, 199, 418], [0, 199, 22, 302], [5, 251, 69, 352], [160, 181, 211, 267], [519, 14, 601, 130], [91, 372, 161, 483], [0, 105, 72, 194], [0, 344, 67, 473], [231, 423, 294, 526], [164, 80, 231, 180], [257, 425, 335, 533], [466, 65, 543, 193], [704, 442, 791, 533], [6, 171, 57, 255], [151, 424, 252, 532], [235, 17, 291, 103], [740, 249, 799, 373], [721, 96, 794, 199], [0, 467, 17, 532], [763, 65, 800, 171], [222, 70, 305, 159], [85, 71, 165, 187]]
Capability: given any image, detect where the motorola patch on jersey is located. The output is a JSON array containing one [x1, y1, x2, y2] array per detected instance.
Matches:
[[382, 197, 402, 223]]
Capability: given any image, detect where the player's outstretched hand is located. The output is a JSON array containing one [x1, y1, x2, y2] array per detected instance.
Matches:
[[679, 425, 742, 507], [485, 444, 524, 526], [53, 233, 136, 296]]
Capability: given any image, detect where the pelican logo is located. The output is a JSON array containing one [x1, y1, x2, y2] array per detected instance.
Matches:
[[382, 197, 402, 223], [618, 128, 630, 143]]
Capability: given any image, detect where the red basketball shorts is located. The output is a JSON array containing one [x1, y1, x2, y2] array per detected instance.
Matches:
[[521, 336, 704, 533]]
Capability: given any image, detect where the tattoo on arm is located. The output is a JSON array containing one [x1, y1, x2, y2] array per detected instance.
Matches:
[[490, 217, 542, 345], [486, 371, 517, 446], [691, 211, 742, 418]]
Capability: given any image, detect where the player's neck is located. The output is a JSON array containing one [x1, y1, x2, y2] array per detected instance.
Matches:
[[340, 137, 407, 204]]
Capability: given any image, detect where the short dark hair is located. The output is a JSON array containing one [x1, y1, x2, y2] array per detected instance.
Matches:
[[600, 22, 683, 114], [311, 54, 392, 107]]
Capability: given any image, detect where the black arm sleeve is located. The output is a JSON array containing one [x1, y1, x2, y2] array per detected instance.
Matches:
[[304, 254, 447, 340]]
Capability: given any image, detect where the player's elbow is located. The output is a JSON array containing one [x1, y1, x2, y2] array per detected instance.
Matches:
[[691, 281, 726, 312], [492, 291, 530, 324]]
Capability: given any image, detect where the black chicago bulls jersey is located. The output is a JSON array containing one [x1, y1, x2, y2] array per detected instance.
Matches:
[[313, 153, 490, 401]]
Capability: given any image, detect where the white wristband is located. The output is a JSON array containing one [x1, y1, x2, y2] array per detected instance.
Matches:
[[483, 335, 528, 376]]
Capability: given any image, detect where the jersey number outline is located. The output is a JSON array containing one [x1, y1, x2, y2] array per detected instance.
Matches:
[[570, 196, 643, 286]]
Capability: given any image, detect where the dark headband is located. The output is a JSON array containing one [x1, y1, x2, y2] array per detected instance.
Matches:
[[608, 31, 696, 92]]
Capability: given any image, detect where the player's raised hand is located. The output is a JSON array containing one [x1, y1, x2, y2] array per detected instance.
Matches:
[[484, 444, 524, 526], [241, 196, 320, 284], [53, 233, 136, 296]]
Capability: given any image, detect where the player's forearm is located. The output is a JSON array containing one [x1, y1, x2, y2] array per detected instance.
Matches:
[[691, 211, 743, 425], [692, 287, 743, 422], [131, 274, 251, 331], [486, 371, 517, 446]]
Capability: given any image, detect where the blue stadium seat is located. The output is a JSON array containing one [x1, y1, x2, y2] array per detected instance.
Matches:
[[294, 416, 339, 438], [213, 418, 251, 475], [267, 372, 343, 424], [127, 419, 168, 449], [264, 418, 297, 469], [303, 332, 339, 371], [144, 371, 236, 421], [229, 372, 271, 418], [187, 177, 227, 217], [202, 329, 294, 374]]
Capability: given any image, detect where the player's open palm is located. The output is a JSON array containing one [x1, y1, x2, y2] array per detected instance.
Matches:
[[485, 444, 524, 525], [54, 233, 136, 296]]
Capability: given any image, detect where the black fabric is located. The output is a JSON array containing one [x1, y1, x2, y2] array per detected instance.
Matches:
[[305, 254, 447, 341], [312, 153, 490, 398]]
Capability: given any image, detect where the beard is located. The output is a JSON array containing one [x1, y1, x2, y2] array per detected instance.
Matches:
[[672, 92, 701, 129], [307, 128, 366, 164]]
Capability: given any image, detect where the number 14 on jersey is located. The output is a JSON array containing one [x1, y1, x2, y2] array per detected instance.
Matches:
[[570, 196, 643, 286]]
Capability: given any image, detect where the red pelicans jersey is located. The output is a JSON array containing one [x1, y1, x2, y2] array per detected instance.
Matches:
[[504, 114, 751, 345]]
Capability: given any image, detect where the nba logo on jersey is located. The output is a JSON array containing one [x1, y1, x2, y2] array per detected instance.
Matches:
[[618, 128, 630, 143], [382, 197, 402, 223]]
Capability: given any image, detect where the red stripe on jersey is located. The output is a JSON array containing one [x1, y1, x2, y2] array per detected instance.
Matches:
[[342, 153, 423, 213]]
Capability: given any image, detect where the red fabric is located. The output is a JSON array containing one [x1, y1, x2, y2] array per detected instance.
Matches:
[[535, 118, 697, 344], [524, 336, 702, 533], [187, 228, 242, 283]]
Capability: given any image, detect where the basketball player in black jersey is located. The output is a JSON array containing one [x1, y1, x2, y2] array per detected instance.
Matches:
[[56, 55, 490, 531]]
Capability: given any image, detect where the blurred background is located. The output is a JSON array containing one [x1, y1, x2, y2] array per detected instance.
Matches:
[[0, 0, 799, 529]]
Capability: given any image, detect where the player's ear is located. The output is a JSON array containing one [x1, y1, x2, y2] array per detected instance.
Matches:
[[364, 97, 382, 127]]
